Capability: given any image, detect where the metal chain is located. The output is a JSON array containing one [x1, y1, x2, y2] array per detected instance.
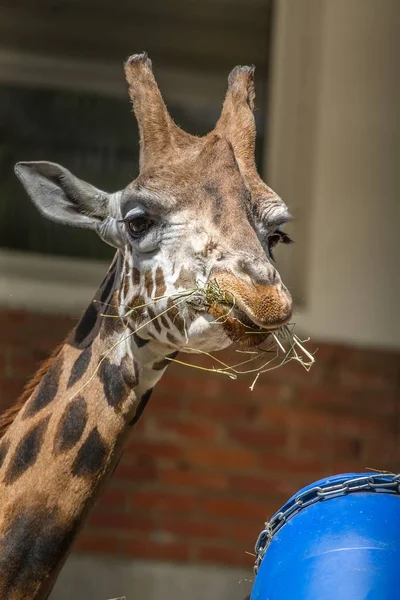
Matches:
[[254, 473, 400, 574]]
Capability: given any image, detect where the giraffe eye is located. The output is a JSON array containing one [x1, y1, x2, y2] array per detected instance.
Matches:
[[267, 229, 293, 261], [127, 216, 153, 237]]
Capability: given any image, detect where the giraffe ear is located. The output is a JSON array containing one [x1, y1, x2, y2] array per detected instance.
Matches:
[[14, 161, 111, 229]]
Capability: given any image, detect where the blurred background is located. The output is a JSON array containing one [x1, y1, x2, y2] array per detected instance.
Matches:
[[0, 0, 399, 599]]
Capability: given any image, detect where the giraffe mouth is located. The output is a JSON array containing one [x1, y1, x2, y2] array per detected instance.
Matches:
[[202, 272, 293, 338], [207, 302, 272, 348], [187, 295, 288, 348]]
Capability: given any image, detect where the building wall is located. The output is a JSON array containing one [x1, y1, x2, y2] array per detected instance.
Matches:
[[0, 307, 398, 598], [267, 0, 400, 348]]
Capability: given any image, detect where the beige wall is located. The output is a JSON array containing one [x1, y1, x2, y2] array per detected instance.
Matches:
[[1, 0, 398, 352], [267, 0, 400, 349]]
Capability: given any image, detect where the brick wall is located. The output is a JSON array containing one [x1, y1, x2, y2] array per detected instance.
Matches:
[[0, 308, 399, 569]]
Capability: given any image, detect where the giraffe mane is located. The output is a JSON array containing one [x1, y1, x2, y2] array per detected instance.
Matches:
[[0, 343, 65, 439]]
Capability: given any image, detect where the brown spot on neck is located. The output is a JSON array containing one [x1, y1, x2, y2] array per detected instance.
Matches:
[[0, 439, 10, 469], [71, 253, 120, 349], [166, 331, 178, 345], [132, 266, 141, 286], [71, 427, 107, 477], [23, 354, 64, 419], [147, 306, 162, 334], [67, 346, 92, 389], [4, 415, 50, 485], [0, 499, 77, 599], [166, 298, 186, 336], [98, 357, 137, 410], [144, 269, 154, 297], [100, 291, 124, 340], [54, 396, 88, 455], [154, 266, 166, 298], [130, 294, 146, 321], [175, 266, 197, 290], [160, 314, 170, 329]]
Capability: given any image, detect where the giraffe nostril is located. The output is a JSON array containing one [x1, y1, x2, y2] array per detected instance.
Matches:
[[240, 259, 280, 288]]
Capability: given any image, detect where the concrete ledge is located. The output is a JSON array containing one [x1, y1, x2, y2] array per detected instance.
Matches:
[[0, 249, 108, 316], [50, 553, 252, 600]]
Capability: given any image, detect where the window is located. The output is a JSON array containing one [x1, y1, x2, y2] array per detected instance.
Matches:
[[0, 0, 274, 310]]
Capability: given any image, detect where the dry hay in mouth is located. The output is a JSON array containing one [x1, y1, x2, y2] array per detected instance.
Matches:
[[165, 279, 316, 390], [167, 322, 315, 391], [71, 279, 315, 400], [202, 278, 235, 307]]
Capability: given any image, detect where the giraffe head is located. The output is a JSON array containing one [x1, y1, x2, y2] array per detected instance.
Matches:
[[15, 54, 292, 354]]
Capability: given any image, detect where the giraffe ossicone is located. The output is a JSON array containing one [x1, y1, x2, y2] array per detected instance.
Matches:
[[0, 53, 293, 599]]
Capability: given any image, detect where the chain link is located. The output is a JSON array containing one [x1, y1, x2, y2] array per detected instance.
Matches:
[[254, 472, 400, 574]]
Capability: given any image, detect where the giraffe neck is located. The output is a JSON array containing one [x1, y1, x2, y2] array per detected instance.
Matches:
[[0, 252, 172, 600]]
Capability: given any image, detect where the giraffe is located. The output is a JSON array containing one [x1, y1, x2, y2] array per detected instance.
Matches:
[[0, 53, 293, 599]]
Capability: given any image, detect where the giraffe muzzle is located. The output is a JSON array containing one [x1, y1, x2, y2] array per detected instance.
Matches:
[[211, 271, 293, 330]]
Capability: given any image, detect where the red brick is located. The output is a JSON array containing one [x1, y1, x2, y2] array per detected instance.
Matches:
[[8, 354, 40, 377], [229, 474, 291, 499], [295, 386, 396, 417], [306, 341, 348, 362], [197, 543, 255, 567], [164, 369, 222, 392], [295, 386, 351, 413], [74, 533, 120, 555], [151, 416, 219, 442], [265, 357, 322, 385], [259, 453, 327, 476], [256, 405, 292, 427], [159, 516, 226, 540], [0, 378, 25, 403], [187, 398, 258, 422], [114, 461, 158, 482], [223, 381, 293, 405], [362, 392, 396, 417], [332, 436, 364, 461], [161, 468, 228, 491], [337, 361, 398, 392], [185, 446, 257, 470], [98, 487, 128, 508], [229, 521, 267, 544], [0, 320, 63, 348], [329, 459, 369, 475], [295, 431, 333, 456], [362, 436, 399, 469], [88, 512, 154, 532], [154, 373, 196, 396], [332, 413, 394, 437], [147, 390, 183, 413], [202, 497, 273, 522], [125, 440, 183, 461], [0, 310, 37, 327], [259, 405, 331, 430], [132, 491, 197, 513], [0, 352, 7, 374], [228, 425, 288, 449], [123, 537, 190, 562]]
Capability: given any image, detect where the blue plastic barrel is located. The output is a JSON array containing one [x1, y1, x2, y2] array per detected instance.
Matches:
[[251, 472, 400, 600]]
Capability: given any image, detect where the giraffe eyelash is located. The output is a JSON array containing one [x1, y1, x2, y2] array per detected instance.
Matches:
[[267, 229, 293, 261]]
